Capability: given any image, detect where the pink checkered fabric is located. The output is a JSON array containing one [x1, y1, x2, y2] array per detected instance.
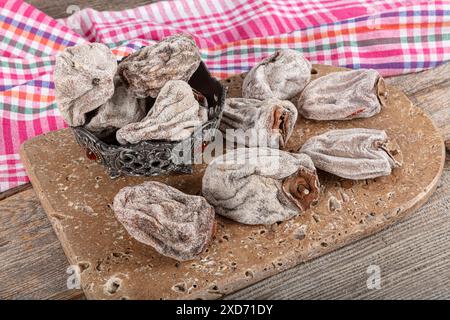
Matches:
[[63, 0, 410, 46], [1, 0, 449, 192]]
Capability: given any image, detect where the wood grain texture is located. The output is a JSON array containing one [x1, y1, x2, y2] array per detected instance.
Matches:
[[0, 183, 32, 201], [385, 62, 450, 152], [0, 189, 83, 300], [26, 0, 162, 19]]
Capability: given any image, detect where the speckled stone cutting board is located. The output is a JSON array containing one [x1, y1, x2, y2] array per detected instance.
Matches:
[[20, 64, 445, 300]]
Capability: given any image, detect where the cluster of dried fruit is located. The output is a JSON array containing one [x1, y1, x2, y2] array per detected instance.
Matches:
[[54, 34, 207, 144], [216, 49, 311, 149], [85, 76, 147, 138], [104, 45, 403, 262]]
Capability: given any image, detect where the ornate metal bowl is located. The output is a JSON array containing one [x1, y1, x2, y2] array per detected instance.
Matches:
[[71, 61, 226, 178]]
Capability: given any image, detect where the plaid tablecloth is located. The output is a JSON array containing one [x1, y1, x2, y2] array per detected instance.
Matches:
[[1, 0, 449, 192]]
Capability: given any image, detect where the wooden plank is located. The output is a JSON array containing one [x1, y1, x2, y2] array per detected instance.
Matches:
[[385, 62, 450, 152], [26, 0, 161, 19], [0, 189, 83, 300], [0, 183, 32, 201]]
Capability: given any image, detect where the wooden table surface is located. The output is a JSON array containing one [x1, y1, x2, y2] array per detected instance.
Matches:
[[0, 0, 449, 300]]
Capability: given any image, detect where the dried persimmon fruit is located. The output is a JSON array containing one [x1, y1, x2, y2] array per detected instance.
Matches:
[[85, 76, 147, 138], [113, 181, 215, 262], [242, 49, 312, 100], [220, 97, 298, 148], [202, 147, 320, 225], [54, 43, 117, 126], [116, 80, 207, 144], [299, 128, 402, 180], [297, 69, 387, 120], [118, 34, 201, 99]]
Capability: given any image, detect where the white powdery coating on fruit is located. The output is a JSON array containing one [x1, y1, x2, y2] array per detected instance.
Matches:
[[85, 76, 147, 138], [118, 34, 201, 98], [116, 80, 207, 144], [242, 49, 312, 100], [113, 181, 215, 262], [220, 97, 298, 148], [297, 69, 384, 120], [54, 43, 117, 126], [300, 128, 401, 180], [202, 147, 318, 225]]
